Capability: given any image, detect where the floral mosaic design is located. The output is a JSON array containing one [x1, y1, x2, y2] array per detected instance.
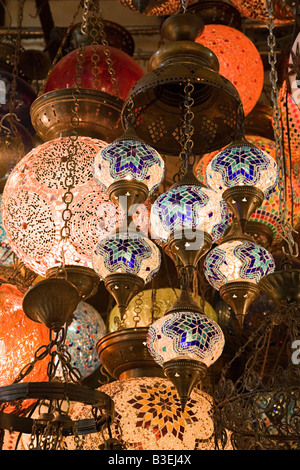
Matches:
[[68, 377, 224, 450]]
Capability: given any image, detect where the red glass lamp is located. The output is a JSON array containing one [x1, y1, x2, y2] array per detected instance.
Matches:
[[43, 44, 144, 101], [196, 24, 264, 116]]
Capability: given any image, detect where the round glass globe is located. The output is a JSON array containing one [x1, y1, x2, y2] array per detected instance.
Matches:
[[65, 301, 106, 379], [1, 136, 121, 277], [93, 138, 165, 195], [108, 287, 218, 332], [67, 376, 229, 450], [196, 25, 264, 116], [150, 184, 229, 242], [203, 239, 276, 291], [147, 311, 224, 368], [92, 231, 161, 284], [205, 141, 278, 199]]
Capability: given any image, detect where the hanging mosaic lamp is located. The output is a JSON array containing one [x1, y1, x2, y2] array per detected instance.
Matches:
[[196, 136, 292, 249], [121, 12, 242, 156], [31, 44, 144, 143], [93, 125, 165, 208], [1, 136, 121, 300], [147, 295, 225, 410], [67, 376, 225, 450], [150, 169, 229, 283], [118, 0, 193, 16], [0, 283, 49, 414], [229, 0, 295, 24], [203, 238, 276, 327], [92, 230, 161, 319], [63, 301, 106, 379], [205, 131, 278, 233], [195, 24, 264, 116]]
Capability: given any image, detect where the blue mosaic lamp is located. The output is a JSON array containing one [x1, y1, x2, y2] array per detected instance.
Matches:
[[147, 305, 224, 410], [205, 135, 278, 231], [150, 168, 229, 285], [93, 126, 165, 212], [203, 238, 276, 327], [92, 230, 161, 319]]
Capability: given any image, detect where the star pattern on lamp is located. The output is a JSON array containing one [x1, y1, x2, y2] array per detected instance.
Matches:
[[96, 236, 153, 273], [162, 313, 223, 357], [207, 145, 278, 198], [234, 241, 276, 282]]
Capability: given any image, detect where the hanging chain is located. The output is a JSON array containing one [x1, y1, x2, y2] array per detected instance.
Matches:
[[266, 0, 299, 258], [96, 1, 119, 96], [59, 0, 90, 264], [133, 290, 144, 327]]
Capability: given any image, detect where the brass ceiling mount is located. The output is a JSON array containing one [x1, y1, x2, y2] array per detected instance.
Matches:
[[121, 12, 241, 156]]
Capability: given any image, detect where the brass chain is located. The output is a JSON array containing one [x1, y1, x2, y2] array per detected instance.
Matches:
[[133, 290, 144, 327], [96, 2, 120, 96], [266, 0, 299, 258]]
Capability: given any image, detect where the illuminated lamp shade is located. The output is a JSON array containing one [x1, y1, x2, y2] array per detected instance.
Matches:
[[108, 287, 218, 332], [196, 25, 264, 116], [197, 136, 292, 247], [0, 284, 49, 413], [205, 138, 278, 230], [150, 184, 229, 243], [92, 231, 161, 318], [147, 311, 224, 411], [229, 0, 294, 24], [68, 376, 229, 450], [203, 239, 276, 326], [92, 231, 161, 284], [43, 44, 144, 102], [1, 136, 121, 278], [150, 180, 229, 280], [0, 70, 37, 134], [93, 131, 165, 205], [64, 301, 106, 379]]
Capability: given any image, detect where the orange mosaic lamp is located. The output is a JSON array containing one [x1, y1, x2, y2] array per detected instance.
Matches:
[[196, 24, 264, 116], [0, 284, 49, 414]]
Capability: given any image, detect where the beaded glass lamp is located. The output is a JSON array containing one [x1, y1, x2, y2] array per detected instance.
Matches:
[[1, 137, 120, 283], [203, 239, 276, 327], [196, 24, 264, 116], [205, 137, 278, 231]]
